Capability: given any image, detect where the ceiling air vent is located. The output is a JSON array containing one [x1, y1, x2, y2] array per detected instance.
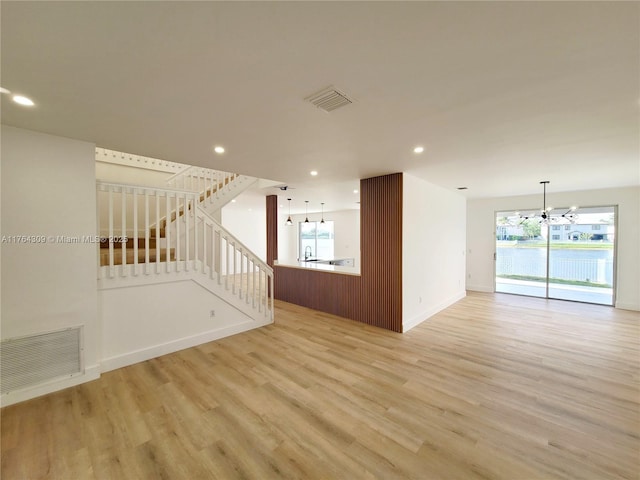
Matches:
[[305, 86, 353, 112]]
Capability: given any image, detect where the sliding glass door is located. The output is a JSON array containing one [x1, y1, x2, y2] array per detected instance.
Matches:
[[495, 206, 615, 305], [496, 216, 548, 298]]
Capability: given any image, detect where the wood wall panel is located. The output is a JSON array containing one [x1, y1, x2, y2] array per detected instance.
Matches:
[[272, 173, 403, 332], [266, 195, 278, 267]]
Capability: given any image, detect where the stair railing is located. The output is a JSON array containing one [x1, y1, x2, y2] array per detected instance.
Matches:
[[166, 166, 238, 207], [193, 207, 274, 317], [96, 181, 273, 320]]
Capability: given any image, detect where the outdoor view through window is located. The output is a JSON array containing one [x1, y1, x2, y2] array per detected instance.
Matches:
[[299, 221, 335, 261], [495, 206, 615, 305]]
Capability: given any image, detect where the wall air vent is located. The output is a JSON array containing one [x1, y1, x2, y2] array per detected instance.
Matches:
[[1, 327, 83, 395], [305, 86, 353, 112]]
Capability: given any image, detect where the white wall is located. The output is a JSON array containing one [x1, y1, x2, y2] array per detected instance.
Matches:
[[1, 125, 99, 403], [402, 174, 467, 331], [221, 190, 267, 262], [99, 279, 258, 372], [276, 208, 360, 267], [466, 186, 640, 311]]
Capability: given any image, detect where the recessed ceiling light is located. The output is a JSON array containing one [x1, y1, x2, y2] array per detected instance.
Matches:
[[214, 146, 225, 154], [231, 199, 236, 203], [310, 170, 318, 176], [413, 146, 424, 154], [0, 87, 11, 95], [12, 95, 34, 106], [353, 189, 359, 194]]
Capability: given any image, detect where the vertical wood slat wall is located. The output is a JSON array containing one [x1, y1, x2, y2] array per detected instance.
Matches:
[[271, 173, 403, 332], [266, 195, 278, 267]]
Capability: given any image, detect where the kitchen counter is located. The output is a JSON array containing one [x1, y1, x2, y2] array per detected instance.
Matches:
[[274, 259, 360, 276]]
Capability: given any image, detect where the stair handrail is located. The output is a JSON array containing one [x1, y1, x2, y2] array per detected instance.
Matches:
[[196, 205, 273, 276], [165, 165, 196, 184], [96, 180, 198, 197], [166, 165, 239, 192]]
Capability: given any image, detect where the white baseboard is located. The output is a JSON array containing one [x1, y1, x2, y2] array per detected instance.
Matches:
[[615, 301, 640, 311], [466, 284, 494, 293], [0, 364, 101, 408], [403, 290, 466, 332], [100, 319, 270, 373]]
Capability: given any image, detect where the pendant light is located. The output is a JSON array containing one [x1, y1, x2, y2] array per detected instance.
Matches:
[[320, 203, 325, 224], [285, 198, 293, 226], [304, 200, 309, 223]]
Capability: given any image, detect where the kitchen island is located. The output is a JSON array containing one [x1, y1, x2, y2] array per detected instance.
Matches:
[[273, 258, 359, 276]]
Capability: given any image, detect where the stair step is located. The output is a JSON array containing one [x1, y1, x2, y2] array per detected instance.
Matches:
[[100, 247, 175, 266], [100, 237, 158, 249], [149, 228, 166, 239]]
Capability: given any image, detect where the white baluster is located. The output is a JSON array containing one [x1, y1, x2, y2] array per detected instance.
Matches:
[[201, 215, 207, 275], [210, 223, 215, 281], [208, 171, 214, 204], [231, 242, 238, 295], [184, 194, 190, 271], [194, 202, 199, 272], [239, 250, 244, 300], [133, 188, 138, 275], [225, 237, 230, 290], [121, 188, 127, 276], [175, 193, 181, 268], [245, 255, 250, 304], [252, 261, 257, 309], [144, 191, 150, 274], [258, 268, 263, 313], [108, 188, 114, 277], [96, 186, 102, 280], [155, 194, 160, 274], [216, 230, 222, 285], [165, 193, 171, 273]]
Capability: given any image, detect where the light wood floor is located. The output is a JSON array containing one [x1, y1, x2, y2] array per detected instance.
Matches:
[[2, 292, 639, 479]]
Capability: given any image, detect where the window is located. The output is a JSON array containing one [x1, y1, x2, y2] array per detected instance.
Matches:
[[564, 225, 571, 230], [592, 225, 601, 231], [299, 221, 334, 260], [552, 225, 561, 231], [552, 235, 560, 240]]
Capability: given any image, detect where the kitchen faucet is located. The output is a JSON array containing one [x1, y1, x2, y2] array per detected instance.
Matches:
[[304, 246, 313, 260]]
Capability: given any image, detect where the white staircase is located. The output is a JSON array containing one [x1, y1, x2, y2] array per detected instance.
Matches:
[[95, 151, 273, 372], [96, 174, 273, 329]]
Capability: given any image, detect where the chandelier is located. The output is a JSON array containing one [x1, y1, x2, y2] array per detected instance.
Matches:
[[518, 181, 578, 225]]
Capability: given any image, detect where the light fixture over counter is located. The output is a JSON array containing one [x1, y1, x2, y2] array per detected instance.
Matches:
[[285, 198, 293, 226], [304, 200, 309, 223]]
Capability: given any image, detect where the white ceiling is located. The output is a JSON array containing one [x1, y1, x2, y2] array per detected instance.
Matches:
[[1, 2, 638, 213]]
